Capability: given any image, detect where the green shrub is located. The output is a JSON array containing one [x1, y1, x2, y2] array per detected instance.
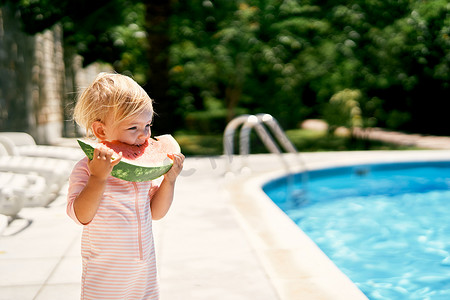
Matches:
[[323, 89, 363, 134], [184, 110, 228, 134], [184, 107, 248, 134]]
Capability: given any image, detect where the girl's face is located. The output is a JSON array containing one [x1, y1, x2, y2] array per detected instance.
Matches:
[[101, 109, 153, 146]]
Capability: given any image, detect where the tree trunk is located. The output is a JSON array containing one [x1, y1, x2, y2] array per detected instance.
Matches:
[[225, 86, 242, 122], [143, 0, 174, 135]]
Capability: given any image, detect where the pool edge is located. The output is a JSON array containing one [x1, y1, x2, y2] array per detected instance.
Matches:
[[224, 150, 450, 300], [227, 174, 368, 300]]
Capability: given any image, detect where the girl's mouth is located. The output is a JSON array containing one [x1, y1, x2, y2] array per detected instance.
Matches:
[[134, 139, 151, 147]]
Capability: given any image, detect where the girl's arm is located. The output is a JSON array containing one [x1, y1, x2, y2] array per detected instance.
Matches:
[[73, 146, 122, 224], [150, 153, 184, 220]]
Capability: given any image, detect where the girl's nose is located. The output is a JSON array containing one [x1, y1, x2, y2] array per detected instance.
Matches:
[[139, 127, 151, 139]]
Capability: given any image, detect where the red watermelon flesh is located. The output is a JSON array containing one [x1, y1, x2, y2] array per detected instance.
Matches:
[[101, 135, 180, 167], [101, 139, 149, 160]]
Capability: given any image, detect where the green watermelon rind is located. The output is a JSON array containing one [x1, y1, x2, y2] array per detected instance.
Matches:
[[77, 139, 173, 182]]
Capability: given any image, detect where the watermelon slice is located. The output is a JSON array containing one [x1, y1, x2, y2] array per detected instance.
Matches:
[[77, 135, 180, 182]]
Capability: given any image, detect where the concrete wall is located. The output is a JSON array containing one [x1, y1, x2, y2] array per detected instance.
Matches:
[[0, 4, 64, 144], [0, 4, 109, 144]]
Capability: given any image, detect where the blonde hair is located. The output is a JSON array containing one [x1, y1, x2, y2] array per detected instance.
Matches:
[[73, 72, 153, 137]]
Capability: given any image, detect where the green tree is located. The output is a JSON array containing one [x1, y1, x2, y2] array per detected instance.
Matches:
[[5, 0, 130, 65], [147, 0, 450, 134], [169, 0, 327, 128], [2, 0, 176, 133], [365, 0, 450, 134], [3, 0, 449, 135], [143, 0, 175, 134]]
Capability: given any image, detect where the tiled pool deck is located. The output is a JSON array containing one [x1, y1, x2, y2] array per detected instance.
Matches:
[[2, 149, 450, 299]]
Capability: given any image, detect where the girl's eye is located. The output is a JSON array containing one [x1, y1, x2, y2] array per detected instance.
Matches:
[[146, 124, 152, 128], [128, 126, 137, 130]]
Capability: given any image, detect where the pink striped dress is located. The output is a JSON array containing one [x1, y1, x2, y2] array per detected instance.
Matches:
[[67, 158, 161, 299]]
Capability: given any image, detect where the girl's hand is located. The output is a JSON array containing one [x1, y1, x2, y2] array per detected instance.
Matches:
[[88, 145, 122, 181], [165, 153, 185, 183]]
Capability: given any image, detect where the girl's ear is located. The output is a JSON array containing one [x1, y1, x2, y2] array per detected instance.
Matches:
[[92, 121, 107, 140]]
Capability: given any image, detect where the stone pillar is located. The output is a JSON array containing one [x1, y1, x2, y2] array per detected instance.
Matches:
[[64, 54, 112, 137], [1, 5, 111, 144], [32, 25, 65, 144], [0, 5, 65, 144]]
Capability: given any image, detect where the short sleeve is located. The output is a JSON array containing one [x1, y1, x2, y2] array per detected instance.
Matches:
[[66, 157, 90, 225]]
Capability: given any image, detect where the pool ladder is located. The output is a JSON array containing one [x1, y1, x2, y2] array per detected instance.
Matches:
[[223, 114, 308, 203]]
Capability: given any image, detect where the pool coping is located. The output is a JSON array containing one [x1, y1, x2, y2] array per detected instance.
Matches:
[[224, 150, 450, 300]]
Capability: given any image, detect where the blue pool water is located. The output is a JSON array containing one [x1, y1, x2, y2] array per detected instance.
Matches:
[[263, 161, 450, 300]]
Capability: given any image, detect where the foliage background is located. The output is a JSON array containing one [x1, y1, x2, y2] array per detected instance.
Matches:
[[2, 0, 450, 136], [168, 0, 449, 135]]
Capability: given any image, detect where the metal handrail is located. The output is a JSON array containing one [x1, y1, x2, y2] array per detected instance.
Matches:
[[256, 113, 297, 153], [223, 113, 309, 204], [223, 114, 251, 159], [239, 115, 281, 156], [224, 113, 297, 157]]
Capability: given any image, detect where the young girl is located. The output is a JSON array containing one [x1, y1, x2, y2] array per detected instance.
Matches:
[[67, 72, 184, 299]]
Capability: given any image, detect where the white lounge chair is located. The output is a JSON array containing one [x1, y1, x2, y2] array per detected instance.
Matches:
[[0, 214, 7, 235], [0, 132, 84, 161], [0, 171, 49, 209], [0, 183, 24, 217], [0, 136, 75, 196]]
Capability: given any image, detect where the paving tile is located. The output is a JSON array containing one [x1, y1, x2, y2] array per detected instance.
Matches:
[[46, 256, 82, 285], [160, 277, 278, 300], [0, 258, 58, 286], [0, 235, 74, 260], [34, 283, 80, 300], [0, 284, 40, 300]]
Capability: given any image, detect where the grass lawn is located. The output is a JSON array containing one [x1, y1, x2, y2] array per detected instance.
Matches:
[[174, 129, 419, 156]]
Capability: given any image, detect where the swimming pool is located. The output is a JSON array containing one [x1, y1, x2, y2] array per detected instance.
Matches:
[[263, 161, 450, 300]]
